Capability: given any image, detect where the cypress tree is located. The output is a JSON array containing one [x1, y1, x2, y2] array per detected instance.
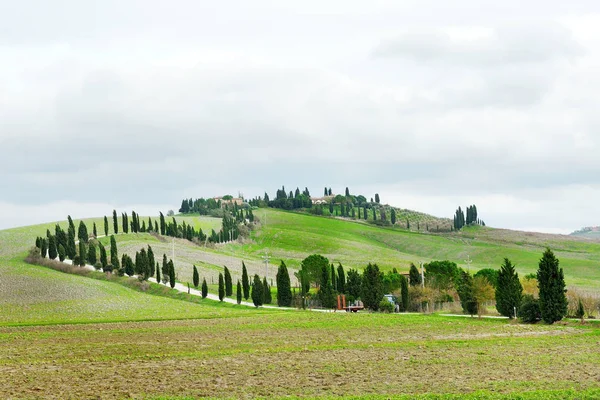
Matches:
[[110, 235, 119, 269], [400, 275, 409, 312], [276, 261, 292, 307], [409, 263, 421, 286], [537, 249, 567, 324], [99, 245, 107, 268], [251, 274, 263, 307], [156, 261, 161, 283], [457, 270, 477, 316], [236, 280, 242, 304], [330, 264, 337, 291], [40, 238, 48, 258], [113, 210, 118, 234], [159, 212, 166, 235], [193, 265, 200, 288], [78, 241, 86, 266], [67, 229, 76, 260], [218, 273, 225, 301], [372, 208, 376, 220], [337, 263, 346, 294], [122, 212, 129, 234], [375, 193, 380, 203], [361, 263, 384, 311], [318, 264, 336, 308], [154, 221, 159, 233], [202, 278, 208, 298], [391, 209, 396, 225], [147, 246, 155, 277], [168, 260, 175, 288], [67, 215, 75, 237], [93, 222, 97, 238], [496, 258, 523, 318], [35, 236, 41, 249], [262, 276, 272, 304], [104, 216, 109, 237], [124, 254, 134, 276], [363, 206, 368, 220], [58, 244, 66, 262], [224, 266, 233, 296], [87, 242, 97, 265], [242, 261, 250, 300], [48, 235, 58, 260], [162, 254, 169, 284]]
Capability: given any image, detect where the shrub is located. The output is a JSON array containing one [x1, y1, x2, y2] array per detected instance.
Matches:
[[379, 299, 394, 313], [104, 263, 114, 274], [94, 262, 103, 271], [519, 295, 542, 323], [73, 255, 80, 266]]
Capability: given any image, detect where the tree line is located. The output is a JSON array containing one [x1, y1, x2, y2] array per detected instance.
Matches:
[[453, 205, 485, 230]]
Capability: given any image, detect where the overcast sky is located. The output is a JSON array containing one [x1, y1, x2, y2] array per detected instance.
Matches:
[[1, 0, 599, 233]]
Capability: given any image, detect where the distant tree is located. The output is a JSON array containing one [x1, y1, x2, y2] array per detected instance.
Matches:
[[113, 210, 118, 234], [346, 269, 362, 302], [372, 208, 376, 220], [329, 202, 334, 214], [251, 274, 263, 307], [336, 263, 346, 294], [87, 242, 97, 265], [40, 238, 48, 258], [154, 221, 159, 232], [168, 260, 175, 288], [391, 209, 397, 225], [363, 206, 368, 220], [400, 275, 409, 312], [330, 264, 337, 291], [147, 246, 155, 277], [110, 235, 119, 269], [300, 254, 330, 286], [156, 262, 161, 283], [159, 212, 166, 235], [104, 216, 109, 237], [537, 249, 567, 324], [218, 273, 225, 301], [92, 222, 97, 238], [472, 276, 495, 317], [457, 270, 477, 316], [58, 244, 66, 262], [48, 235, 57, 260], [124, 255, 134, 277], [262, 277, 272, 304], [193, 265, 200, 288], [374, 193, 380, 203], [324, 187, 328, 196], [409, 263, 422, 286], [318, 264, 336, 308], [406, 218, 410, 229], [424, 260, 460, 291], [474, 268, 499, 288], [78, 241, 86, 266], [122, 212, 129, 234], [99, 245, 107, 268], [224, 266, 233, 296], [67, 229, 76, 260], [276, 261, 292, 307], [576, 299, 585, 322], [361, 263, 384, 311], [495, 258, 523, 318], [162, 254, 169, 284], [201, 278, 208, 298], [345, 187, 350, 197], [77, 221, 89, 244], [237, 281, 242, 304], [242, 261, 250, 300], [328, 188, 332, 196]]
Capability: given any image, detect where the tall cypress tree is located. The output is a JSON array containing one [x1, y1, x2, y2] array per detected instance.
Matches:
[[168, 260, 175, 288], [251, 274, 263, 307], [224, 266, 233, 296], [496, 258, 523, 318], [162, 254, 169, 284], [78, 241, 87, 266], [93, 222, 97, 238], [48, 235, 58, 260], [201, 278, 208, 298], [361, 263, 383, 311], [122, 212, 129, 234], [87, 242, 97, 265], [262, 276, 272, 304], [159, 212, 166, 235], [104, 216, 109, 237], [67, 229, 76, 260], [236, 280, 242, 304], [40, 238, 48, 258], [147, 246, 155, 277], [242, 261, 250, 300], [409, 263, 421, 286], [113, 210, 118, 234], [337, 263, 346, 294], [99, 245, 107, 268], [78, 221, 89, 243], [537, 249, 567, 324], [156, 261, 161, 283], [391, 209, 397, 225], [330, 264, 337, 291], [218, 273, 225, 301], [276, 261, 292, 307], [193, 265, 200, 288], [318, 264, 336, 308], [400, 275, 409, 312], [110, 235, 119, 269]]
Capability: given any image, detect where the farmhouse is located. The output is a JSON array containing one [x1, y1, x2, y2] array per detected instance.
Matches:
[[214, 197, 245, 207], [310, 196, 334, 205]]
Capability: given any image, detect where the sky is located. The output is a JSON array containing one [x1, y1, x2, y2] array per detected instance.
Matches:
[[1, 0, 600, 233]]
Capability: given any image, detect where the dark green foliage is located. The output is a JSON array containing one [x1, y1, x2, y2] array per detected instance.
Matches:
[[199, 278, 208, 298], [104, 216, 109, 237], [537, 248, 567, 324], [409, 263, 422, 286], [168, 260, 175, 288], [110, 235, 119, 269], [123, 254, 134, 277], [58, 244, 66, 262], [475, 268, 499, 288], [346, 268, 362, 302], [104, 263, 114, 274], [379, 299, 394, 313], [35, 236, 41, 248], [78, 221, 88, 244], [251, 274, 263, 307], [87, 242, 97, 265], [519, 295, 542, 323], [361, 263, 384, 311], [424, 260, 459, 291], [93, 222, 97, 238], [457, 270, 477, 316], [78, 241, 86, 266], [122, 212, 129, 234], [218, 273, 225, 301], [156, 262, 161, 283], [276, 261, 293, 307], [159, 212, 166, 235], [300, 254, 330, 286], [113, 210, 118, 234], [336, 263, 345, 294], [262, 277, 272, 304], [94, 262, 102, 271], [236, 281, 242, 304], [40, 238, 48, 258], [48, 235, 57, 260], [147, 246, 155, 277], [99, 245, 107, 268], [67, 229, 76, 260], [242, 261, 250, 300], [317, 264, 336, 308], [400, 275, 409, 312], [375, 193, 380, 203], [73, 255, 80, 266], [382, 270, 403, 293], [495, 258, 523, 318], [162, 254, 169, 284], [330, 264, 337, 291], [193, 265, 199, 288], [391, 209, 396, 225], [576, 299, 585, 320], [224, 266, 233, 296]]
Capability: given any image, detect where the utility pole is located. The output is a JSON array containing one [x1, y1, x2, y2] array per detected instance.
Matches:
[[465, 255, 472, 273], [262, 251, 270, 280]]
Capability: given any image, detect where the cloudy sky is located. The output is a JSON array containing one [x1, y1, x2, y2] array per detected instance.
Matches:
[[1, 0, 599, 233]]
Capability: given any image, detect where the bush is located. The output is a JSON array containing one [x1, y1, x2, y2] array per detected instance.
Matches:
[[94, 262, 103, 271], [519, 295, 542, 323], [379, 299, 394, 313], [73, 255, 80, 266]]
